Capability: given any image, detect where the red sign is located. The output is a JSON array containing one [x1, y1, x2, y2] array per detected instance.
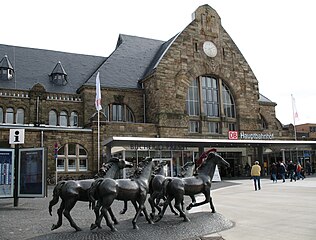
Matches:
[[228, 131, 238, 140]]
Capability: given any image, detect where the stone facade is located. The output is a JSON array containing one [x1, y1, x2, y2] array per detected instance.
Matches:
[[0, 4, 294, 180]]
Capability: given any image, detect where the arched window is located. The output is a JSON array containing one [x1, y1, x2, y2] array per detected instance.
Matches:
[[16, 108, 24, 124], [6, 108, 14, 124], [70, 112, 78, 127], [49, 110, 57, 126], [59, 111, 68, 126], [186, 76, 236, 134], [0, 107, 3, 123], [107, 104, 135, 122], [56, 143, 88, 172], [222, 83, 235, 118]]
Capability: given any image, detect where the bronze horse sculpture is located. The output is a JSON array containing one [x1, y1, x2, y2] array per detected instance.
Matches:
[[119, 160, 168, 215], [48, 158, 133, 231], [155, 152, 229, 222], [148, 161, 196, 218], [88, 157, 154, 231]]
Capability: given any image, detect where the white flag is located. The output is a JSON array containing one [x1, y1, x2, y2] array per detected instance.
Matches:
[[95, 72, 102, 111], [291, 94, 299, 122]]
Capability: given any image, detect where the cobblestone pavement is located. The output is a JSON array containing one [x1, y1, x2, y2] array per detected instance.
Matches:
[[0, 181, 235, 240]]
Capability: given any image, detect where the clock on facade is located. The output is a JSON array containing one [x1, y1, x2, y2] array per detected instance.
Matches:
[[203, 41, 217, 58]]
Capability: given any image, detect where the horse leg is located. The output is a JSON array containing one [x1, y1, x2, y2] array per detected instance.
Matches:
[[63, 199, 81, 231], [186, 189, 210, 211], [51, 200, 65, 230], [92, 200, 102, 229], [120, 201, 128, 214], [132, 193, 152, 230], [100, 207, 117, 232], [155, 195, 173, 222], [169, 200, 178, 215], [108, 207, 119, 225], [209, 193, 216, 213], [148, 192, 158, 219], [174, 195, 190, 222]]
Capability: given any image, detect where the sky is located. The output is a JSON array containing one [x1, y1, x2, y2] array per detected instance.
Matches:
[[1, 0, 315, 125]]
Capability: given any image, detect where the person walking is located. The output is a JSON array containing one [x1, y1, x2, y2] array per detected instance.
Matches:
[[279, 162, 286, 182], [287, 160, 296, 182], [270, 163, 277, 183], [251, 161, 261, 191], [296, 162, 305, 180]]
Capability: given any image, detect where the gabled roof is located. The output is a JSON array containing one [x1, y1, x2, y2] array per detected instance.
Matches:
[[0, 44, 105, 94], [83, 34, 167, 89], [51, 61, 67, 75], [0, 55, 14, 70]]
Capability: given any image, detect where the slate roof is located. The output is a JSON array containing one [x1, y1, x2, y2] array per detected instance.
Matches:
[[83, 34, 168, 89], [0, 34, 175, 93], [0, 44, 105, 94], [259, 94, 275, 104]]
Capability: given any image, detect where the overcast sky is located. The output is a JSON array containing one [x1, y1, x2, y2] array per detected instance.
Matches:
[[1, 0, 315, 125]]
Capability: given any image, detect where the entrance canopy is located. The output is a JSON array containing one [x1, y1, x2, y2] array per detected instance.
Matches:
[[104, 136, 316, 149]]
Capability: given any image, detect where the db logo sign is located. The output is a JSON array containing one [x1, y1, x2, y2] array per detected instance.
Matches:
[[228, 131, 238, 140]]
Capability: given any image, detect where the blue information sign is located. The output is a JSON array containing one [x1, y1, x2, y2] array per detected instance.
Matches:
[[0, 149, 14, 198]]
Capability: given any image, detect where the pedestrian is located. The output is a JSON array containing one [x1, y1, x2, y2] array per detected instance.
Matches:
[[270, 163, 277, 183], [279, 161, 286, 183], [296, 162, 305, 180], [251, 161, 261, 191], [287, 160, 296, 182], [305, 160, 312, 175]]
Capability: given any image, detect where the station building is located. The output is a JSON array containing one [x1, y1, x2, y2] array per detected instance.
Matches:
[[0, 4, 315, 181]]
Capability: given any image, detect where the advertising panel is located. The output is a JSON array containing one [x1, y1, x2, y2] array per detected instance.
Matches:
[[0, 149, 14, 198], [18, 148, 45, 197]]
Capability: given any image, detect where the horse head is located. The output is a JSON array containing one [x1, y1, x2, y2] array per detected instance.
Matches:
[[197, 152, 229, 176], [133, 157, 153, 180], [178, 161, 195, 177], [118, 159, 134, 169], [153, 161, 167, 175]]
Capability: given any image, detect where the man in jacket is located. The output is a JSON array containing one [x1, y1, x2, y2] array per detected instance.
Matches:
[[251, 161, 261, 191]]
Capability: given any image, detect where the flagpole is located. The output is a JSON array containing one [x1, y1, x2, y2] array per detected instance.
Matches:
[[95, 72, 102, 170], [291, 94, 297, 141], [98, 109, 100, 170]]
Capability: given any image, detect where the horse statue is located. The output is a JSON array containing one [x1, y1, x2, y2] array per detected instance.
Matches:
[[148, 161, 195, 219], [155, 152, 229, 222], [88, 157, 154, 231], [48, 158, 133, 231], [119, 160, 168, 215]]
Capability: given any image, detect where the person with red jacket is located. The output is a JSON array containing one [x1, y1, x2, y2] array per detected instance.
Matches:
[[196, 148, 217, 168]]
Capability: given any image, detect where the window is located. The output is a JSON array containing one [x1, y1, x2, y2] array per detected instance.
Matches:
[[189, 121, 199, 133], [70, 112, 78, 127], [6, 108, 14, 124], [57, 143, 88, 172], [59, 111, 68, 126], [0, 107, 3, 123], [49, 110, 57, 126], [208, 122, 220, 133], [186, 79, 200, 116], [16, 108, 24, 124], [186, 76, 237, 134], [108, 104, 135, 122], [201, 76, 219, 117], [222, 83, 235, 118]]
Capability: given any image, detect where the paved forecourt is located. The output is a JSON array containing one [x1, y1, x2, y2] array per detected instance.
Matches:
[[202, 176, 316, 240]]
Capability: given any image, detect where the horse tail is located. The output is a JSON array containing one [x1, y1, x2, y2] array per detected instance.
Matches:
[[88, 178, 103, 209], [162, 178, 172, 199], [48, 180, 66, 216]]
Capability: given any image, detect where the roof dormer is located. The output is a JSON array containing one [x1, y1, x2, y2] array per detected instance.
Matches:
[[50, 61, 68, 86], [0, 55, 14, 80]]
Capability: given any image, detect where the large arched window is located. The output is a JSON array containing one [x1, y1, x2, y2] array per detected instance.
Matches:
[[106, 104, 135, 122], [49, 110, 57, 126], [186, 76, 236, 134]]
